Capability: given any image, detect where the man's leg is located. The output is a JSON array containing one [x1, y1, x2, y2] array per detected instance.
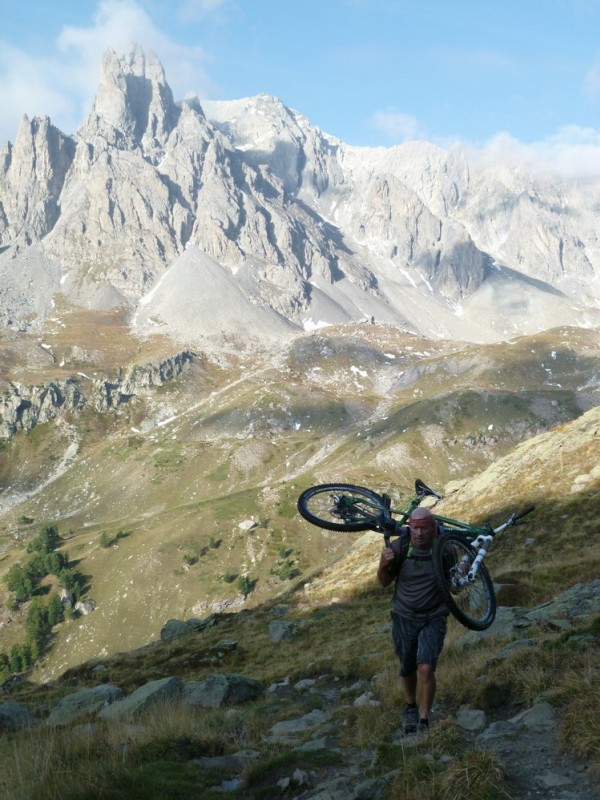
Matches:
[[416, 663, 435, 720], [391, 613, 420, 732], [401, 671, 417, 705], [400, 671, 419, 733], [414, 616, 447, 726]]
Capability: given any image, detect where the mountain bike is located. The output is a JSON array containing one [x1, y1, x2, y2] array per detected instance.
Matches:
[[297, 479, 535, 631]]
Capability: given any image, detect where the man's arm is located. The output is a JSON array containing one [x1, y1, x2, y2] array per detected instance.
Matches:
[[377, 547, 397, 587]]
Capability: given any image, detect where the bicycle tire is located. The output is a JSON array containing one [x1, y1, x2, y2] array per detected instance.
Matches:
[[297, 483, 385, 532], [432, 534, 496, 631]]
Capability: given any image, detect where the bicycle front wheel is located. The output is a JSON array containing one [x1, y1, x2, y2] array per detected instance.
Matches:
[[297, 484, 385, 532], [432, 534, 496, 631]]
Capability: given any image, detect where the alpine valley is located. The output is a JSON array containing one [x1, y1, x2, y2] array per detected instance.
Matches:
[[0, 45, 599, 686]]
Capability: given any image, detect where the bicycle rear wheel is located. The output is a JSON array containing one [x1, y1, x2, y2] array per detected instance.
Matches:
[[432, 534, 496, 631], [297, 483, 384, 532]]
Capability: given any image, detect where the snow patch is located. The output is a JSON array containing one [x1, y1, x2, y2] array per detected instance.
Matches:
[[303, 317, 332, 331]]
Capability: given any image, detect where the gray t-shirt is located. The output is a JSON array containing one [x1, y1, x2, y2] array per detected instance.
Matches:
[[388, 533, 448, 619]]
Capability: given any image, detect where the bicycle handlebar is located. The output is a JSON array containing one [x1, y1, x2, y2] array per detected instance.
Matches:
[[513, 504, 536, 522], [490, 504, 535, 536]]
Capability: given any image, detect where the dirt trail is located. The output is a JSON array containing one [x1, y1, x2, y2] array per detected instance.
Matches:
[[443, 701, 600, 800]]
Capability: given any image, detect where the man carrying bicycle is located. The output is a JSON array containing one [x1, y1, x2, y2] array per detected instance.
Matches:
[[377, 506, 448, 735]]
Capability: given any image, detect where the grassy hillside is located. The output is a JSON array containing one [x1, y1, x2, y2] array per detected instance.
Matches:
[[0, 321, 598, 676], [0, 404, 598, 799]]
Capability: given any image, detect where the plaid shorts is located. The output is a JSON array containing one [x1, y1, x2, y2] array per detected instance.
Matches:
[[391, 611, 447, 677]]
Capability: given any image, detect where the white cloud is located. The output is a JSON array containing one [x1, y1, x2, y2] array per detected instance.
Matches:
[[470, 127, 600, 180], [369, 109, 422, 143], [368, 108, 600, 180], [0, 0, 212, 145], [0, 43, 82, 143]]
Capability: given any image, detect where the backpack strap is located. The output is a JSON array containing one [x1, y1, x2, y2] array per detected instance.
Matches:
[[393, 528, 410, 565], [406, 543, 433, 561]]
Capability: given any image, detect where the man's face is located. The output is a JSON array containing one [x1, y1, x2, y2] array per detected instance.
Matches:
[[409, 519, 436, 550]]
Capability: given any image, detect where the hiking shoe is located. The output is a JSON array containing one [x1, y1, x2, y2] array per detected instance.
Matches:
[[417, 718, 430, 734], [402, 704, 419, 734]]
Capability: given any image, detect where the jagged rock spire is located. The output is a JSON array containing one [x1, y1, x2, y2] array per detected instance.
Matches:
[[79, 45, 180, 153], [0, 114, 75, 245]]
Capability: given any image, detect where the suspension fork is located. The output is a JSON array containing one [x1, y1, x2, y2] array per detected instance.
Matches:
[[455, 533, 493, 586]]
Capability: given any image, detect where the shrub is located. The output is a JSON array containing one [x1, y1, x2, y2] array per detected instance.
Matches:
[[27, 524, 60, 554], [25, 597, 50, 642], [5, 564, 34, 603], [274, 560, 301, 581], [100, 531, 112, 548], [47, 593, 65, 626], [100, 530, 131, 548], [237, 575, 256, 597], [9, 644, 24, 673]]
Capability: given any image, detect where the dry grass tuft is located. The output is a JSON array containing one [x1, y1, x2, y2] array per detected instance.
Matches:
[[436, 750, 511, 800], [561, 694, 600, 774]]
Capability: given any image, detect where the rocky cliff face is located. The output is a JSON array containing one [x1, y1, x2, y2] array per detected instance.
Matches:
[[0, 46, 599, 345], [0, 115, 76, 247], [0, 351, 193, 438]]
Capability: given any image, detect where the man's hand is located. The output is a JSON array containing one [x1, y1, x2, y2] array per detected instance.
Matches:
[[377, 547, 396, 587]]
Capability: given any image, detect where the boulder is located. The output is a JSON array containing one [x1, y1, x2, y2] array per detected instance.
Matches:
[[75, 599, 96, 616], [183, 673, 263, 709], [0, 701, 35, 732], [98, 676, 183, 721], [266, 709, 331, 743], [160, 619, 197, 643], [456, 704, 486, 731], [59, 588, 73, 608], [46, 684, 123, 726], [268, 620, 300, 643], [160, 614, 218, 643]]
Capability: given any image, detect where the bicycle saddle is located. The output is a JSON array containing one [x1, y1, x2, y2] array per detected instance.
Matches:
[[415, 479, 444, 500]]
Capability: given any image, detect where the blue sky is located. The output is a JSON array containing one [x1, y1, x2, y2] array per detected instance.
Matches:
[[2, 0, 599, 175]]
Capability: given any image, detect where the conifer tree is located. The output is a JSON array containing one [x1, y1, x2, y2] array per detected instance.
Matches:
[[47, 593, 64, 626], [9, 644, 23, 673]]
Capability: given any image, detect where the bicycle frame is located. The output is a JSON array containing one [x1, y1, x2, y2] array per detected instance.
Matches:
[[297, 479, 534, 631], [342, 486, 509, 588], [453, 513, 524, 586]]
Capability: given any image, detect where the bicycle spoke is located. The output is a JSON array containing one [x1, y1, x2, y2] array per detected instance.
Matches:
[[432, 534, 496, 630], [306, 492, 373, 526], [297, 484, 384, 532]]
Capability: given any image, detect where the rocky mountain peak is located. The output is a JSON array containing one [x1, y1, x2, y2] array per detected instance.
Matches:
[[80, 45, 180, 154], [0, 45, 599, 346], [0, 114, 75, 247]]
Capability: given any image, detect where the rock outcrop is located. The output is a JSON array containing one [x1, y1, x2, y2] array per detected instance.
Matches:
[[0, 350, 194, 438], [0, 115, 76, 248]]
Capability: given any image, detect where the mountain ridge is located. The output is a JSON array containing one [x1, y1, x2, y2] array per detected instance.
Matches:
[[1, 45, 599, 348]]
